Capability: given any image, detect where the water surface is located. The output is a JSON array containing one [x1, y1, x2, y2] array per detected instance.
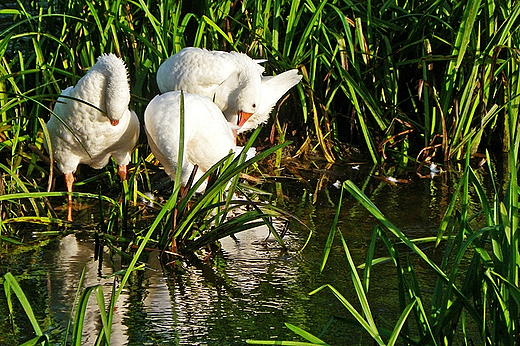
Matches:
[[0, 163, 487, 345]]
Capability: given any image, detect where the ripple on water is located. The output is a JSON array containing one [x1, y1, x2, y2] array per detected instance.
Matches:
[[0, 174, 460, 345]]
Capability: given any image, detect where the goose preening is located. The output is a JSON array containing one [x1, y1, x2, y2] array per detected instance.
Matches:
[[45, 53, 140, 220], [156, 47, 302, 134], [144, 91, 255, 191]]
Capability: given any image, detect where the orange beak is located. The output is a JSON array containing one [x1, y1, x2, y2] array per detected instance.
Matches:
[[237, 111, 253, 127], [110, 119, 119, 126]]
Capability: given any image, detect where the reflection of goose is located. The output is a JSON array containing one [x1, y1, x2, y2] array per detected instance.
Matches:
[[48, 234, 129, 344], [156, 47, 302, 133], [45, 54, 140, 220], [144, 91, 254, 189]]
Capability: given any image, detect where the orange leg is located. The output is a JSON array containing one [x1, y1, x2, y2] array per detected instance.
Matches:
[[118, 165, 128, 181], [64, 172, 74, 221]]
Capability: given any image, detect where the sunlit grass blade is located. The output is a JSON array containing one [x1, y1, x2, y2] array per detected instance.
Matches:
[[309, 283, 385, 345], [387, 298, 416, 346], [2, 216, 77, 227], [284, 323, 330, 345], [320, 184, 343, 272], [247, 340, 327, 345], [247, 322, 330, 345], [19, 335, 50, 346], [3, 272, 47, 341], [337, 229, 380, 339], [0, 191, 119, 209], [71, 284, 110, 346]]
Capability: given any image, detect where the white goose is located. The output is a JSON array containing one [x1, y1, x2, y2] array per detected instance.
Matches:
[[144, 91, 254, 191], [45, 53, 140, 219], [156, 47, 302, 133]]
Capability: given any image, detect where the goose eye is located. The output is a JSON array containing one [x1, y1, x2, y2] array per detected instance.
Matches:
[[252, 103, 256, 108]]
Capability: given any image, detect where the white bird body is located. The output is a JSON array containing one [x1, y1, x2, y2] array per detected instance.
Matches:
[[145, 91, 242, 187], [156, 47, 302, 132], [46, 54, 139, 174], [45, 53, 139, 219], [157, 48, 263, 116]]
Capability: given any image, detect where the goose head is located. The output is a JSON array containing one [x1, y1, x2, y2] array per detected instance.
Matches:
[[95, 54, 131, 126], [235, 78, 261, 127], [104, 84, 131, 126]]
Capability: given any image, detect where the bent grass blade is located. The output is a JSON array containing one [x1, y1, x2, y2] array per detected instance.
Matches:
[[3, 272, 49, 344]]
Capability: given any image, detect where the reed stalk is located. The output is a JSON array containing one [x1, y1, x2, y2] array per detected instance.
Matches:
[[2, 0, 520, 344]]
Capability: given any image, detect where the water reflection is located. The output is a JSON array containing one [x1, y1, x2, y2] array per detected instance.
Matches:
[[43, 234, 129, 345], [124, 226, 311, 345], [0, 162, 493, 345], [124, 253, 178, 344]]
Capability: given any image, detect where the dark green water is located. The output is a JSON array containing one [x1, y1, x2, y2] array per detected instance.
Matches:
[[0, 163, 488, 345]]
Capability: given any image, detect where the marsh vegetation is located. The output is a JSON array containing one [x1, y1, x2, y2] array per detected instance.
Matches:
[[1, 0, 520, 345]]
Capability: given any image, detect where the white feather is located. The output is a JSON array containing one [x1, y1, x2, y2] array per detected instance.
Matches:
[[156, 47, 302, 132], [145, 91, 254, 189], [45, 53, 139, 174]]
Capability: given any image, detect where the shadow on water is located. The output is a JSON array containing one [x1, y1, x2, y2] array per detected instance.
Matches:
[[0, 161, 493, 345]]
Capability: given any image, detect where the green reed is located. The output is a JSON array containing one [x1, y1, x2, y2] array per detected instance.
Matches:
[[250, 95, 520, 345], [2, 0, 520, 343], [250, 154, 520, 344], [3, 272, 50, 346], [247, 11, 520, 337], [3, 0, 520, 170]]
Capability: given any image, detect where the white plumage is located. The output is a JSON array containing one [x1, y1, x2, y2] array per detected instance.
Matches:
[[45, 53, 140, 218], [156, 47, 302, 133], [144, 91, 254, 189]]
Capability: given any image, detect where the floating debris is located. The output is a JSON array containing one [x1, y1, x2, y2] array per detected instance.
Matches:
[[332, 180, 342, 189], [373, 175, 412, 185], [387, 176, 398, 183], [138, 191, 156, 208]]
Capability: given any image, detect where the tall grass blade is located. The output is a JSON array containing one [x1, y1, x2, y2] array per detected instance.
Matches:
[[309, 283, 385, 345], [320, 181, 343, 272], [71, 285, 109, 346], [284, 322, 330, 345], [337, 229, 381, 340], [3, 272, 47, 343], [387, 298, 417, 346]]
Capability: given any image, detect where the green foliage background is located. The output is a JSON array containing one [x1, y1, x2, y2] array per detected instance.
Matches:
[[2, 1, 520, 345], [2, 0, 520, 170]]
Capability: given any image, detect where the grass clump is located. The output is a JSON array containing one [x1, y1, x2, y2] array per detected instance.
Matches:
[[1, 0, 520, 344], [249, 59, 520, 345]]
